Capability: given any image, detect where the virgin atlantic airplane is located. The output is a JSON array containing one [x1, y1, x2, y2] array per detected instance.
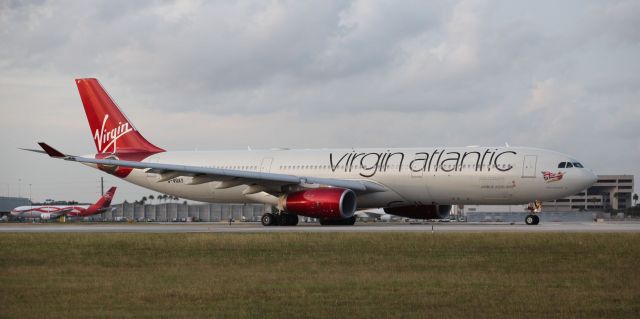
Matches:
[[10, 187, 116, 220], [25, 79, 597, 226]]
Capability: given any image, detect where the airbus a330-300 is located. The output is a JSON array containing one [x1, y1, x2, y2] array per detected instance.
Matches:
[[25, 79, 597, 226]]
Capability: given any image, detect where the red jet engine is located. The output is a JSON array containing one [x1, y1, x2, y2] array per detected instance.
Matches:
[[283, 188, 357, 220]]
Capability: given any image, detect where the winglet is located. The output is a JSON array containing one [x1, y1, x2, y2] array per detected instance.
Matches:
[[38, 143, 66, 158]]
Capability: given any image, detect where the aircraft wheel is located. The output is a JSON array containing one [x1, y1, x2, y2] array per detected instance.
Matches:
[[525, 215, 535, 225], [319, 216, 356, 226], [277, 213, 296, 226], [261, 213, 275, 226], [345, 216, 356, 225], [533, 215, 540, 225], [287, 214, 299, 226]]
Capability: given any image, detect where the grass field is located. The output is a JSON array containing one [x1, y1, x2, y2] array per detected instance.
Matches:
[[1, 232, 639, 318]]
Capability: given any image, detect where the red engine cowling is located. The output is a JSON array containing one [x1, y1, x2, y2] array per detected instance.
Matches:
[[283, 188, 357, 220], [384, 205, 451, 220]]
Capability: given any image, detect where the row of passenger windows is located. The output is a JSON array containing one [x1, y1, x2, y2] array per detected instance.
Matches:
[[205, 165, 257, 170], [274, 164, 511, 170], [558, 162, 584, 168], [205, 163, 512, 171]]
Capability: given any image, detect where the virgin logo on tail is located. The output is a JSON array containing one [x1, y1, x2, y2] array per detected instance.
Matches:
[[93, 114, 134, 154]]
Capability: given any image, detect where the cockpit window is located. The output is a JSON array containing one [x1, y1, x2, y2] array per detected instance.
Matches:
[[573, 162, 584, 168], [566, 162, 573, 168], [558, 162, 566, 168]]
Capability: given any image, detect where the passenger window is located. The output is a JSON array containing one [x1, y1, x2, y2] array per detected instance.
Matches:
[[566, 162, 573, 168], [573, 162, 584, 168], [558, 162, 566, 168]]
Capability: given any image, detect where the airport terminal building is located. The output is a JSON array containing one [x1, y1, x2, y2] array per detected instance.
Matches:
[[0, 197, 31, 217], [457, 174, 635, 214], [542, 175, 634, 212], [99, 202, 270, 222]]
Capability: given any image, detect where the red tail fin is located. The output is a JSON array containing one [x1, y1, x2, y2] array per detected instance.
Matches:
[[84, 187, 117, 216], [76, 78, 164, 154]]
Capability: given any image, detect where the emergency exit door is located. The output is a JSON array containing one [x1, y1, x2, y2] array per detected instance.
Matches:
[[521, 155, 537, 178]]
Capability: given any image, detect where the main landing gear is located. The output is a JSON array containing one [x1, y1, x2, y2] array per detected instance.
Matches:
[[525, 200, 542, 225], [261, 212, 299, 226], [319, 216, 357, 226], [260, 213, 357, 226]]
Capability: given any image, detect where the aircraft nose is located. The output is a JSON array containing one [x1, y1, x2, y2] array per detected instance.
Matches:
[[581, 169, 598, 189]]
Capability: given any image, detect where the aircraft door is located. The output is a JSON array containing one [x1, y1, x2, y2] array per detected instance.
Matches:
[[260, 158, 273, 173], [522, 155, 537, 178], [407, 153, 433, 203]]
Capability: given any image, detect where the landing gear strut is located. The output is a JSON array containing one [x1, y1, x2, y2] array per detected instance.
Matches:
[[261, 212, 299, 226], [525, 200, 542, 225]]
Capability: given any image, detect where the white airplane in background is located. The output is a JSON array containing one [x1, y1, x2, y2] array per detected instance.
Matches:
[[355, 209, 396, 222], [10, 187, 117, 220], [24, 78, 597, 226]]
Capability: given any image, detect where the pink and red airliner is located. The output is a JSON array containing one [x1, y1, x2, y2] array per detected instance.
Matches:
[[10, 187, 116, 220]]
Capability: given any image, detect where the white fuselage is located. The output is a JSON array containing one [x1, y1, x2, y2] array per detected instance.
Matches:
[[10, 205, 89, 219], [93, 146, 596, 209]]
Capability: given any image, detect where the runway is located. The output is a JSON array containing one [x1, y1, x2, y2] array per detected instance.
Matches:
[[1, 222, 640, 233]]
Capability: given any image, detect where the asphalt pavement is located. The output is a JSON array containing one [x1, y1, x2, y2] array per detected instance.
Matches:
[[1, 221, 639, 233]]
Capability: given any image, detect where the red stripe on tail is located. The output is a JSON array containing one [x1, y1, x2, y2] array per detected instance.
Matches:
[[76, 78, 164, 155], [84, 187, 117, 216]]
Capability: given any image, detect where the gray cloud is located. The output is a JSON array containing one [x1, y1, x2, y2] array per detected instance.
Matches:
[[1, 0, 638, 202]]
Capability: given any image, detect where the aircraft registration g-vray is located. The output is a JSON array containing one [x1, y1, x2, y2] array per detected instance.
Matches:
[[25, 78, 597, 226]]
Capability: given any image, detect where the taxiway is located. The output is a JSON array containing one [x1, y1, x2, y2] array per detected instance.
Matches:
[[1, 222, 639, 233]]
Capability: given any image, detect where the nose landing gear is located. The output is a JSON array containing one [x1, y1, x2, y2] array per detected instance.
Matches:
[[525, 200, 542, 225], [525, 214, 539, 225]]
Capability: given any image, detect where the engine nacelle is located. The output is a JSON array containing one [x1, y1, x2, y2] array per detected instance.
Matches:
[[282, 188, 357, 220], [384, 204, 451, 220], [40, 213, 52, 220]]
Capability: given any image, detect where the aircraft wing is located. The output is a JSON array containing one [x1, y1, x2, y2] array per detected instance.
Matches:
[[30, 143, 387, 194]]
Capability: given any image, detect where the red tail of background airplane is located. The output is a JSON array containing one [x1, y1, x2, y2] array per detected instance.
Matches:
[[76, 78, 164, 155], [83, 186, 117, 216]]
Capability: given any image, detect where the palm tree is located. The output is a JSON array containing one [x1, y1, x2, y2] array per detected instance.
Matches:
[[141, 196, 147, 205], [149, 194, 155, 204], [634, 193, 638, 207]]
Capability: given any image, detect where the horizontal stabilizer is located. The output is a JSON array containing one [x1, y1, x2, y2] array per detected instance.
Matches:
[[18, 147, 47, 154], [38, 143, 66, 158]]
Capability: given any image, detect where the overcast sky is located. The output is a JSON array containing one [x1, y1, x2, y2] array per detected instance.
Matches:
[[1, 0, 638, 203]]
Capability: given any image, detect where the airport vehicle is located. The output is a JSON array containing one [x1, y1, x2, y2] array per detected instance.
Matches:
[[10, 187, 117, 220], [25, 79, 597, 226]]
